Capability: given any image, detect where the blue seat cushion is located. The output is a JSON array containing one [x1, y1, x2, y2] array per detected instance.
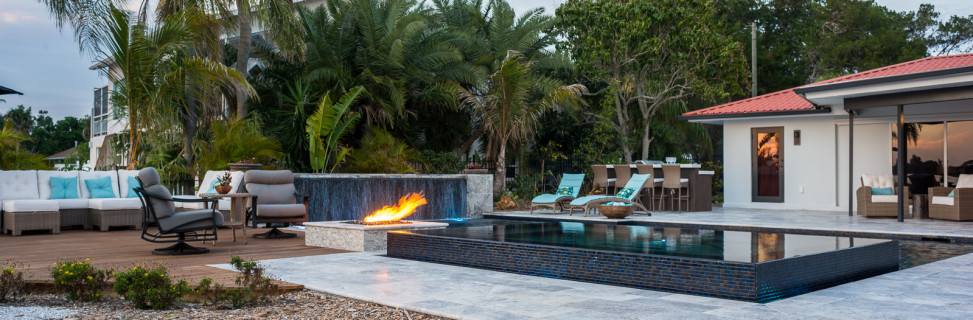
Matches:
[[50, 176, 79, 199], [872, 187, 894, 195], [84, 176, 115, 198], [127, 176, 141, 198], [556, 187, 573, 196]]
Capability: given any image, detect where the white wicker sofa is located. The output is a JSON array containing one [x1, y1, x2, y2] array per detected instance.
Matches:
[[0, 170, 145, 236]]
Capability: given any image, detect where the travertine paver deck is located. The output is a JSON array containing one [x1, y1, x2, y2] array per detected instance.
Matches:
[[212, 250, 973, 319], [489, 207, 973, 242]]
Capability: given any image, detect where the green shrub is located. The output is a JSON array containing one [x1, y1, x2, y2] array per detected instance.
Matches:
[[419, 150, 463, 174], [113, 264, 190, 309], [506, 173, 544, 200], [195, 256, 279, 309], [50, 259, 111, 301], [0, 263, 25, 302]]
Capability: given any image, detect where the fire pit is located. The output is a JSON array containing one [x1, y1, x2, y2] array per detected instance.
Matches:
[[305, 192, 447, 251]]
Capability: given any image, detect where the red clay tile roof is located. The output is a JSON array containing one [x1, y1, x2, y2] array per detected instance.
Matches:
[[684, 53, 973, 118]]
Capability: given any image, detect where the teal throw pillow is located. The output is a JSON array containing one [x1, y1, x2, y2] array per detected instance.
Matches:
[[50, 176, 79, 199], [616, 187, 636, 199], [84, 176, 115, 198], [948, 190, 955, 198], [127, 176, 141, 198], [872, 187, 894, 195], [556, 187, 573, 196], [202, 178, 220, 194]]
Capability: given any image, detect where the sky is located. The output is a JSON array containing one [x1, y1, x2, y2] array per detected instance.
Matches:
[[0, 0, 970, 121]]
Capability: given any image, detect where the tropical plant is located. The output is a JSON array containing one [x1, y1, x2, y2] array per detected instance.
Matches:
[[458, 51, 586, 194], [306, 86, 363, 173], [192, 117, 283, 173], [0, 120, 49, 170], [113, 264, 191, 310], [346, 127, 420, 174]]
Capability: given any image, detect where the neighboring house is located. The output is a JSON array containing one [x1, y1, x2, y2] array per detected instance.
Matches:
[[44, 146, 84, 170], [682, 53, 973, 213], [88, 59, 129, 170]]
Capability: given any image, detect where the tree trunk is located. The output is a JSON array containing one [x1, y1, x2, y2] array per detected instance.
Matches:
[[457, 124, 485, 157], [235, 0, 251, 119], [183, 98, 198, 166], [493, 138, 507, 195], [613, 90, 633, 163]]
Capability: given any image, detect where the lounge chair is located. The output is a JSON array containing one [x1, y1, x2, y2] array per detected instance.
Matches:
[[856, 174, 910, 217], [245, 170, 308, 239], [929, 174, 973, 221], [134, 167, 223, 255], [567, 173, 652, 217], [530, 173, 585, 214]]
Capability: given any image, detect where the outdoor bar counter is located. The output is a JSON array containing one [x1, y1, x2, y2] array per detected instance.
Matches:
[[604, 164, 713, 212]]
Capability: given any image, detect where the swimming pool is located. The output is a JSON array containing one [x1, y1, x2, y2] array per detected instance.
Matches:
[[387, 219, 899, 302]]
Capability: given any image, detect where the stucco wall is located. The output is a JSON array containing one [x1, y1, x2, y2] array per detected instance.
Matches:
[[722, 115, 891, 212]]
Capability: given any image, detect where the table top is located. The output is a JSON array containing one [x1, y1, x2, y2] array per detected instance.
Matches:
[[198, 192, 251, 198]]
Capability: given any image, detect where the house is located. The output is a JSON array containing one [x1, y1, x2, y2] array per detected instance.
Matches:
[[682, 53, 973, 215]]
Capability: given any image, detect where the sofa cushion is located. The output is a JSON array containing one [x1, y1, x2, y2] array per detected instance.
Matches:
[[2, 199, 59, 212], [158, 209, 223, 232], [88, 198, 142, 210], [79, 171, 119, 199], [932, 196, 955, 206], [84, 176, 116, 199], [957, 174, 973, 188], [871, 195, 899, 203], [117, 170, 141, 198], [37, 171, 80, 200], [862, 174, 894, 189], [0, 171, 40, 200], [256, 204, 305, 218], [55, 199, 89, 210]]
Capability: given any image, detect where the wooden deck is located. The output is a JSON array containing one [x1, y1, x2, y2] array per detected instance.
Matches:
[[0, 227, 344, 290]]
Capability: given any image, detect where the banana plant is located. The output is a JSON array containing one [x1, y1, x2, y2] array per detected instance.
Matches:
[[306, 86, 364, 173]]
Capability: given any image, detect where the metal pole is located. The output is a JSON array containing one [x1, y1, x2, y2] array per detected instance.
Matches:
[[751, 22, 758, 97], [849, 110, 854, 216], [897, 105, 905, 222]]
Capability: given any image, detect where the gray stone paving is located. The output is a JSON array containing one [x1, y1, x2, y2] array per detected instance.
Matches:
[[212, 249, 973, 319], [491, 207, 973, 241]]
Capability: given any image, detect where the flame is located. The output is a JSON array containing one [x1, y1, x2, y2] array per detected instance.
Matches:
[[364, 192, 428, 222]]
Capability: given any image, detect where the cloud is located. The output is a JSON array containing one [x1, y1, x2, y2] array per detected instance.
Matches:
[[0, 12, 39, 24]]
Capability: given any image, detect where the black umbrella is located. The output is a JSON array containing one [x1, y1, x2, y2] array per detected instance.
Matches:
[[0, 85, 23, 95]]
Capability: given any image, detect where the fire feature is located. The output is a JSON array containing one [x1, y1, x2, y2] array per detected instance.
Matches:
[[355, 192, 427, 225]]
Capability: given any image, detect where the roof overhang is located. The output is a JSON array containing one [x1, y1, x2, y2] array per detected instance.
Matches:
[[794, 66, 973, 108], [680, 107, 832, 124]]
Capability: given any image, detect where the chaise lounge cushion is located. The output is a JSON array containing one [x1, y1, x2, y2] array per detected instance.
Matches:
[[0, 170, 41, 200], [2, 199, 59, 212]]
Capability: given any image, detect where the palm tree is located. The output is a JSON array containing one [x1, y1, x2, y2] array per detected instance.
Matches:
[[458, 51, 586, 194]]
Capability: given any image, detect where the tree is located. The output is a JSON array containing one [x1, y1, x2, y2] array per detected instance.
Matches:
[[0, 120, 49, 170], [307, 86, 363, 173], [458, 51, 586, 194], [558, 0, 748, 163]]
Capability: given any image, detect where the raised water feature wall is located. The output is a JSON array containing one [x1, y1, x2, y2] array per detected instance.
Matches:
[[294, 174, 492, 222]]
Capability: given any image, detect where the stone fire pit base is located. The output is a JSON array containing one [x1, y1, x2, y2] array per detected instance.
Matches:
[[304, 221, 448, 251]]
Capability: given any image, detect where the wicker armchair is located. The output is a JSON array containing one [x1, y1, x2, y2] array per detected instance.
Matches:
[[929, 174, 973, 221], [856, 174, 910, 218]]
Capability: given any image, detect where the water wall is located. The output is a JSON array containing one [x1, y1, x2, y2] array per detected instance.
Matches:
[[295, 174, 492, 222]]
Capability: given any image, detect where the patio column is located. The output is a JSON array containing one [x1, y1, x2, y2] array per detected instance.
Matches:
[[848, 109, 854, 217], [897, 104, 905, 222]]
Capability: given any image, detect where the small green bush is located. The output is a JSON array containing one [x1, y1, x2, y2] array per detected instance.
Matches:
[[50, 259, 111, 301], [418, 150, 463, 174], [0, 263, 26, 302], [195, 256, 279, 309], [114, 264, 191, 309]]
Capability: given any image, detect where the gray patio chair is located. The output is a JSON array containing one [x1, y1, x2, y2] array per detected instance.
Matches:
[[245, 170, 308, 239], [134, 167, 223, 255]]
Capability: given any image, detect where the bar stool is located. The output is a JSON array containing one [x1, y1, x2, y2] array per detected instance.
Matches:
[[614, 164, 633, 195], [636, 164, 660, 210], [592, 165, 615, 194], [658, 164, 690, 211]]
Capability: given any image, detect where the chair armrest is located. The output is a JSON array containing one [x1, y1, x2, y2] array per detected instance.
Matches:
[[955, 188, 973, 206], [930, 187, 953, 197], [856, 187, 872, 203]]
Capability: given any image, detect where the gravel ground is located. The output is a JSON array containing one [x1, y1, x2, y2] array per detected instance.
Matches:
[[0, 290, 451, 320]]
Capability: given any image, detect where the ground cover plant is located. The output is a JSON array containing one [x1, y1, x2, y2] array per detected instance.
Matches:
[[113, 264, 191, 310], [50, 259, 111, 302], [0, 261, 26, 302]]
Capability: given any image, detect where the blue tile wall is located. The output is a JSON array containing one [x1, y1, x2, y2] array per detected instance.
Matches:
[[387, 232, 899, 302]]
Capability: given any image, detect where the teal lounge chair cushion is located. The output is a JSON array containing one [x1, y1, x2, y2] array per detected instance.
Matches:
[[50, 176, 79, 199], [556, 187, 573, 195], [569, 195, 613, 206], [872, 187, 894, 195], [532, 194, 570, 204], [616, 187, 636, 199], [84, 176, 116, 198]]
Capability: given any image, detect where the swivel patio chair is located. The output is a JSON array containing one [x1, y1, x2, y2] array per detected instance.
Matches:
[[134, 167, 223, 255], [567, 173, 652, 217], [856, 174, 910, 218], [929, 174, 973, 221], [530, 173, 585, 214], [245, 170, 308, 239]]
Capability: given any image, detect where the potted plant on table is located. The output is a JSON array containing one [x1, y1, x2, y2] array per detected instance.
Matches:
[[214, 171, 233, 194], [463, 162, 488, 174]]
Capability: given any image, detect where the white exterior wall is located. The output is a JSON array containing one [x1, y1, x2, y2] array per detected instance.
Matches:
[[722, 112, 893, 212]]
